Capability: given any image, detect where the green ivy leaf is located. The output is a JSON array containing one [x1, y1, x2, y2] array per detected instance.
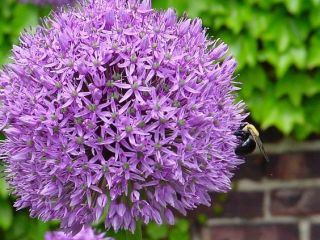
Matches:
[[284, 0, 302, 14], [168, 0, 189, 14], [312, 0, 320, 5], [169, 219, 189, 240], [262, 10, 290, 52], [5, 211, 50, 240], [288, 17, 309, 47], [275, 71, 317, 106], [276, 52, 292, 78], [146, 223, 169, 240], [0, 178, 8, 199], [187, 0, 210, 17], [258, 41, 277, 63], [309, 5, 320, 28], [246, 8, 270, 38], [259, 43, 306, 77], [0, 198, 13, 230], [253, 0, 282, 10], [196, 214, 208, 225], [262, 12, 309, 52], [307, 31, 320, 69], [175, 219, 189, 232], [224, 2, 252, 34], [0, 0, 13, 20], [152, 0, 169, 9], [107, 222, 142, 240], [10, 4, 39, 41], [261, 98, 304, 135], [219, 32, 257, 70], [239, 65, 268, 98], [290, 46, 307, 69], [208, 0, 228, 15], [245, 86, 277, 123], [276, 47, 306, 77], [294, 94, 320, 139], [294, 124, 313, 140]]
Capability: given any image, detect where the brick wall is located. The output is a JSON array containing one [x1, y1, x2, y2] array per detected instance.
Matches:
[[192, 150, 320, 240]]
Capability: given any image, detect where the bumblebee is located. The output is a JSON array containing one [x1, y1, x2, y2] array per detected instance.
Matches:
[[235, 124, 269, 162]]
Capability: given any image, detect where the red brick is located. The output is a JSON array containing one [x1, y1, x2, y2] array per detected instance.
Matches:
[[311, 224, 320, 240], [266, 153, 308, 180], [265, 152, 320, 180], [235, 152, 320, 181], [234, 155, 265, 180], [189, 192, 263, 219], [271, 188, 320, 216], [201, 224, 299, 240]]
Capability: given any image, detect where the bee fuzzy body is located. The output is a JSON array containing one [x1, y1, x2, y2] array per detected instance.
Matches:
[[234, 124, 269, 162], [235, 132, 256, 155]]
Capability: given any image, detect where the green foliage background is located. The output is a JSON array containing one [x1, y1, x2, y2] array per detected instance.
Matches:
[[154, 0, 320, 140], [1, 0, 320, 239]]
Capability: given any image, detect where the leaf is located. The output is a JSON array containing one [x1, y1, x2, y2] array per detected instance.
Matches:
[[245, 86, 277, 123], [168, 0, 189, 14], [284, 0, 302, 14], [312, 0, 320, 5], [275, 71, 317, 106], [175, 219, 189, 232], [258, 42, 277, 63], [169, 219, 189, 240], [262, 10, 290, 52], [10, 4, 39, 41], [294, 94, 320, 139], [107, 222, 142, 240], [0, 178, 8, 199], [307, 31, 320, 69], [276, 47, 306, 77], [246, 8, 270, 38], [146, 223, 169, 240], [276, 53, 292, 78], [290, 46, 307, 69], [151, 0, 169, 9], [220, 32, 257, 70], [239, 65, 268, 98], [187, 0, 210, 17], [6, 213, 29, 239], [309, 5, 320, 28], [26, 219, 50, 240], [224, 1, 252, 34], [196, 214, 208, 225], [294, 124, 313, 140], [261, 98, 304, 135], [288, 17, 309, 47], [208, 0, 228, 15], [259, 42, 306, 77], [278, 28, 290, 53], [0, 198, 13, 230], [252, 0, 281, 10], [262, 12, 309, 52]]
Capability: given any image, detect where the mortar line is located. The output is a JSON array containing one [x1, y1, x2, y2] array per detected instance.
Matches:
[[263, 189, 271, 220], [299, 220, 310, 240], [205, 215, 320, 226], [236, 178, 320, 192]]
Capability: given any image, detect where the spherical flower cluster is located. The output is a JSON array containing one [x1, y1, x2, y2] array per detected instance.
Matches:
[[20, 0, 74, 6], [0, 0, 246, 234], [45, 227, 112, 240]]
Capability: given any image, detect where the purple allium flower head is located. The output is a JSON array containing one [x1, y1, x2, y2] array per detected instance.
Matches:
[[45, 227, 113, 240], [0, 0, 246, 234], [20, 0, 74, 6]]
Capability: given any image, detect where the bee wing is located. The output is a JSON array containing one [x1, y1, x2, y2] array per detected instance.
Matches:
[[248, 129, 270, 162]]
